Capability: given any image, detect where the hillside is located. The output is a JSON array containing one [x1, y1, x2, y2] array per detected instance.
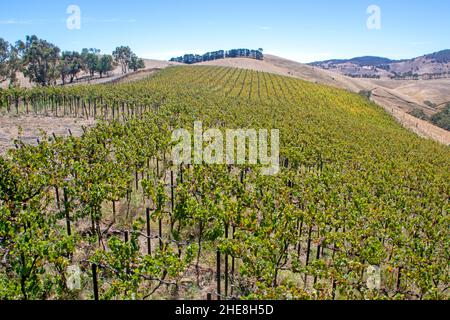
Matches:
[[312, 56, 397, 67], [1, 66, 449, 300], [311, 50, 450, 80], [199, 55, 368, 92], [197, 55, 450, 144]]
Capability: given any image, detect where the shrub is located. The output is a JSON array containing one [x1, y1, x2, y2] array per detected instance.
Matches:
[[431, 104, 450, 131]]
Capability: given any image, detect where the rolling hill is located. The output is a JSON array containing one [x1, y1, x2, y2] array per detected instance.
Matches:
[[1, 66, 449, 300], [197, 55, 450, 145], [3, 51, 450, 144], [311, 50, 450, 80]]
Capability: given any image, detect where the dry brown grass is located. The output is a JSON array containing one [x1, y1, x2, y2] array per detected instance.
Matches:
[[0, 114, 95, 154]]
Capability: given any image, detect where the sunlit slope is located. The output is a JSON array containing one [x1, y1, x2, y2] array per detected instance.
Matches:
[[152, 66, 450, 212], [99, 66, 450, 297], [151, 66, 449, 161], [1, 65, 449, 299]]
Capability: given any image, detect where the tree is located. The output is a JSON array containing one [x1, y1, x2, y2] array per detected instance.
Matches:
[[82, 48, 100, 78], [171, 48, 264, 64], [408, 108, 428, 120], [19, 35, 60, 86], [58, 60, 70, 85], [112, 46, 132, 74], [6, 45, 22, 87], [430, 104, 450, 131], [0, 38, 9, 82], [98, 54, 114, 78], [59, 51, 83, 84], [0, 38, 21, 87], [129, 54, 145, 72]]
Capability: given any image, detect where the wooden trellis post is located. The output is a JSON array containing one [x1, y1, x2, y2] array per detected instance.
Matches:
[[216, 250, 221, 300], [146, 207, 151, 255], [92, 264, 99, 301], [63, 187, 71, 236]]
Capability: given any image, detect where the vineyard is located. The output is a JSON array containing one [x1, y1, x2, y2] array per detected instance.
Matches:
[[0, 66, 449, 300]]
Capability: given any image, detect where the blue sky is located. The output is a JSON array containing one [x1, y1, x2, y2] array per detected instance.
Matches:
[[1, 0, 449, 62]]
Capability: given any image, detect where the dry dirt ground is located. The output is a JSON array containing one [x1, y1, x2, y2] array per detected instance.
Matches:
[[370, 89, 450, 145], [371, 78, 450, 109], [0, 115, 95, 154]]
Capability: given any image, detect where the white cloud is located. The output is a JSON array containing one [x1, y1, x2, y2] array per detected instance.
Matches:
[[83, 18, 137, 23], [0, 19, 34, 25], [259, 26, 271, 30]]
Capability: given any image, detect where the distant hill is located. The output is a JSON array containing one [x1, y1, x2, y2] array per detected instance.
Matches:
[[310, 50, 450, 80], [311, 56, 397, 68], [424, 49, 450, 63]]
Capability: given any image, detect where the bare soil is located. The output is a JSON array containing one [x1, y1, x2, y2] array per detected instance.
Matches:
[[0, 115, 95, 154]]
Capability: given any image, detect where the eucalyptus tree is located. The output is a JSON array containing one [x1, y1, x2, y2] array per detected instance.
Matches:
[[81, 48, 100, 78], [98, 54, 114, 78], [0, 38, 9, 83], [129, 54, 145, 72], [18, 35, 60, 86], [112, 46, 132, 74], [59, 51, 83, 84]]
